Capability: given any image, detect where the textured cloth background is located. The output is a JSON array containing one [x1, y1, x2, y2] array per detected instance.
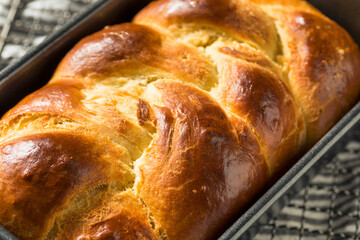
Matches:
[[0, 0, 95, 69], [0, 1, 360, 239], [254, 140, 360, 240]]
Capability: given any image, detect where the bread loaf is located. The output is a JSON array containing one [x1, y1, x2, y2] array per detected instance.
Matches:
[[0, 0, 359, 239]]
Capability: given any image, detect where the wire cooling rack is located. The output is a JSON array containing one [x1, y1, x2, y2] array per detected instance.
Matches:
[[254, 139, 360, 240], [0, 1, 360, 239], [0, 0, 96, 70]]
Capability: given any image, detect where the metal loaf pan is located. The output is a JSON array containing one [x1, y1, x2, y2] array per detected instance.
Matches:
[[0, 0, 359, 239]]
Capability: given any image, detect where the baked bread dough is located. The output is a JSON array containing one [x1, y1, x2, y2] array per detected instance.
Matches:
[[0, 0, 359, 239]]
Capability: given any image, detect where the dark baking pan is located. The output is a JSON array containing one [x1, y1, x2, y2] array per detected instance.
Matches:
[[0, 0, 359, 239]]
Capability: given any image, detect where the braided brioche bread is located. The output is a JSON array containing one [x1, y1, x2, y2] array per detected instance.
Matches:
[[0, 0, 359, 239]]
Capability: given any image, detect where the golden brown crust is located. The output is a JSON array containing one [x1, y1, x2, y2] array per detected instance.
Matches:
[[134, 0, 279, 58], [269, 9, 360, 145], [0, 0, 359, 239], [206, 41, 306, 174], [54, 23, 217, 90], [136, 81, 269, 239], [0, 132, 133, 240], [249, 0, 319, 13], [2, 80, 86, 121], [59, 190, 158, 240], [0, 79, 152, 161]]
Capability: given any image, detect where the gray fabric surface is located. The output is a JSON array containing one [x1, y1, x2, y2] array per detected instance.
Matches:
[[0, 0, 95, 69], [254, 140, 360, 239]]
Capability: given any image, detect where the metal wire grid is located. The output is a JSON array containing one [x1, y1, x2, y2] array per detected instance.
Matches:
[[1, 1, 360, 240], [254, 140, 360, 240], [0, 0, 96, 70]]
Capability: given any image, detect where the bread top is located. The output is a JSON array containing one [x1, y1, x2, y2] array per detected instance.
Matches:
[[0, 0, 359, 239]]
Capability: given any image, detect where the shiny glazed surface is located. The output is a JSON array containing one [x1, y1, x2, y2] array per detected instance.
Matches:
[[0, 0, 360, 239]]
